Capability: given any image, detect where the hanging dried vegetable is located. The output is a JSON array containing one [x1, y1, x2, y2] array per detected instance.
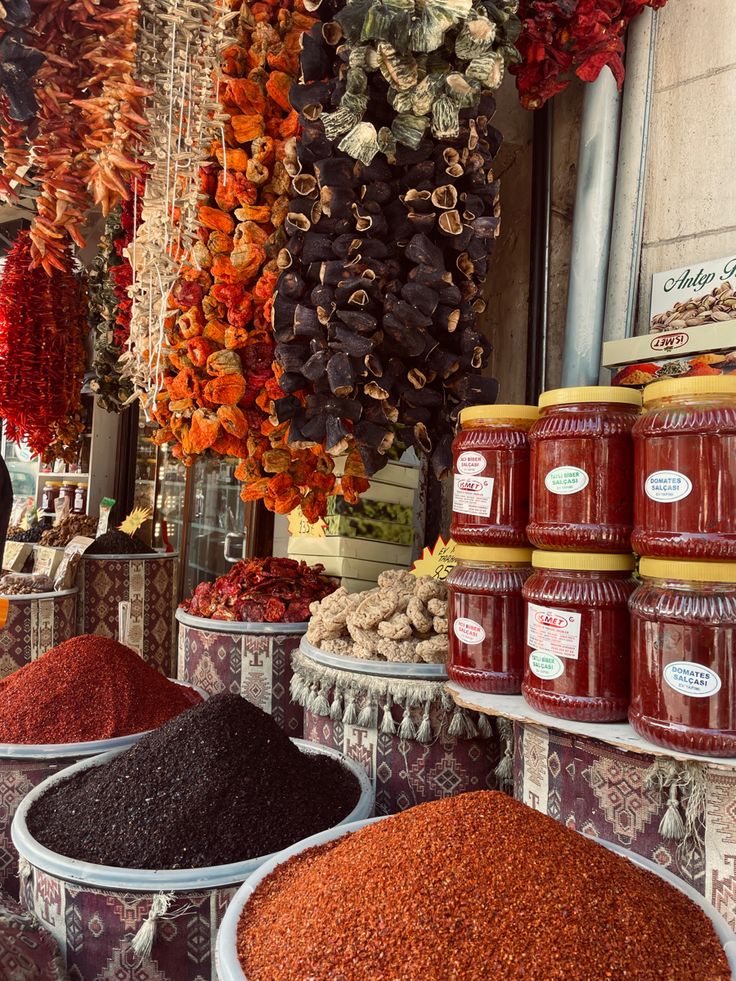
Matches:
[[88, 175, 143, 411], [123, 0, 235, 406], [0, 0, 44, 123], [0, 231, 88, 464], [272, 0, 516, 484], [0, 0, 147, 273], [152, 0, 342, 519], [512, 0, 668, 109]]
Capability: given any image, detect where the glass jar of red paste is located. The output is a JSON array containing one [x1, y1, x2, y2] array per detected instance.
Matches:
[[632, 377, 736, 560], [528, 387, 642, 552], [522, 551, 637, 722], [447, 545, 533, 694], [450, 404, 538, 546], [630, 557, 736, 757]]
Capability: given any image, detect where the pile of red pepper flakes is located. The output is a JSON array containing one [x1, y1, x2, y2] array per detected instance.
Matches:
[[180, 556, 338, 623], [512, 0, 668, 109], [0, 231, 88, 463], [152, 0, 364, 522]]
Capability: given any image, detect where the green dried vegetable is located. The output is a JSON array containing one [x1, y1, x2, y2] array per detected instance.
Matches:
[[88, 208, 133, 413], [331, 0, 520, 161]]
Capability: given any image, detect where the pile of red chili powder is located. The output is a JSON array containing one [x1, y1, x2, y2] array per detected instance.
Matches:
[[0, 635, 200, 744], [237, 791, 729, 980]]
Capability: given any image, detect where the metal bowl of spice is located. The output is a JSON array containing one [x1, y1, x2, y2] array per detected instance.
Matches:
[[0, 681, 204, 761], [216, 793, 736, 980], [12, 739, 373, 891]]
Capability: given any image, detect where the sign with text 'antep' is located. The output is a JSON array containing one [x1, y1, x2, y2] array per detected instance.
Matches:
[[650, 253, 736, 328]]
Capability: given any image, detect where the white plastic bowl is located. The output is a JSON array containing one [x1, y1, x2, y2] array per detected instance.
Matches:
[[0, 680, 204, 760], [12, 738, 374, 891], [216, 817, 736, 981]]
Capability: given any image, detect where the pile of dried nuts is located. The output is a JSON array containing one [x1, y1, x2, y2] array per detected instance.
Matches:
[[307, 571, 448, 663], [650, 281, 736, 332], [40, 515, 98, 548], [0, 574, 55, 595]]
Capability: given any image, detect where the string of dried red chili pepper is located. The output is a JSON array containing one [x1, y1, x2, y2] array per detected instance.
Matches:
[[512, 0, 669, 109], [0, 231, 88, 463], [0, 0, 146, 273]]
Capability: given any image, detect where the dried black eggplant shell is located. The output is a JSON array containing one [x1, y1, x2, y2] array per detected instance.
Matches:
[[331, 324, 374, 356], [335, 309, 377, 333], [314, 157, 356, 188], [275, 341, 311, 373], [278, 372, 306, 395], [302, 350, 329, 381], [289, 80, 332, 112], [301, 233, 335, 263], [278, 271, 307, 300], [274, 395, 301, 423], [401, 282, 439, 317]]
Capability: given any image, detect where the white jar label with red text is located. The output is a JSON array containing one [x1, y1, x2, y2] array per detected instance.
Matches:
[[544, 466, 589, 495], [528, 651, 565, 680], [527, 603, 582, 660], [663, 661, 721, 698], [453, 617, 486, 645], [457, 451, 486, 476], [453, 475, 494, 517], [644, 470, 692, 503]]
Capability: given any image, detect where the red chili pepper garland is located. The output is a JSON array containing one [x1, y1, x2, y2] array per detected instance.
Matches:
[[512, 0, 668, 109], [0, 231, 88, 463], [181, 556, 338, 623]]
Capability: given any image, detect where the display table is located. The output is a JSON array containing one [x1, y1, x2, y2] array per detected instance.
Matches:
[[447, 683, 736, 931]]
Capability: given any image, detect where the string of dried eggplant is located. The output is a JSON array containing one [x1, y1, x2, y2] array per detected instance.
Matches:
[[272, 0, 518, 485]]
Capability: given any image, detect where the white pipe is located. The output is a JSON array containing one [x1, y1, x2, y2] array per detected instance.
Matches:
[[601, 8, 658, 355], [561, 67, 622, 387]]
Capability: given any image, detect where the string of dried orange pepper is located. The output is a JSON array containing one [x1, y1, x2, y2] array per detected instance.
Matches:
[[154, 0, 343, 520]]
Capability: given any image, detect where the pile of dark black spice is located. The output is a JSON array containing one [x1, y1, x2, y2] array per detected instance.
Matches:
[[27, 693, 360, 869], [85, 529, 151, 555]]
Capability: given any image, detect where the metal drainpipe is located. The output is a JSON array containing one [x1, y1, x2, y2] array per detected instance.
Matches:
[[601, 8, 659, 357], [526, 102, 552, 404], [560, 67, 622, 387]]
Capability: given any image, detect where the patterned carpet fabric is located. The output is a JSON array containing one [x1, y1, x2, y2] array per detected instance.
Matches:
[[0, 889, 68, 980]]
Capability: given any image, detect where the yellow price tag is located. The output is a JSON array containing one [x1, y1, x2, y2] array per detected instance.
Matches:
[[0, 598, 9, 627], [411, 536, 457, 581]]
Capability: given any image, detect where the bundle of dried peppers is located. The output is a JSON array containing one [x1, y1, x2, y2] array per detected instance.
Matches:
[[0, 231, 88, 463], [0, 0, 147, 273], [512, 0, 668, 109], [152, 0, 353, 519]]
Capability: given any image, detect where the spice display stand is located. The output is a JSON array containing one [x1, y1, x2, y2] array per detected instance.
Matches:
[[12, 742, 373, 980], [176, 610, 306, 737], [293, 641, 501, 815], [448, 683, 736, 930], [0, 589, 77, 681], [77, 553, 177, 675]]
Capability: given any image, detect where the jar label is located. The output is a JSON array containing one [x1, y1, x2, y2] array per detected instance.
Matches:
[[529, 651, 565, 680], [663, 661, 721, 698], [457, 451, 486, 476], [527, 603, 582, 660], [453, 617, 486, 645], [453, 475, 494, 517], [544, 466, 589, 496], [644, 470, 692, 503]]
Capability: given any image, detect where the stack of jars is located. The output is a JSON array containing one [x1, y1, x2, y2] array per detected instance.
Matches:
[[447, 389, 641, 723], [447, 378, 736, 758], [629, 377, 736, 757]]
